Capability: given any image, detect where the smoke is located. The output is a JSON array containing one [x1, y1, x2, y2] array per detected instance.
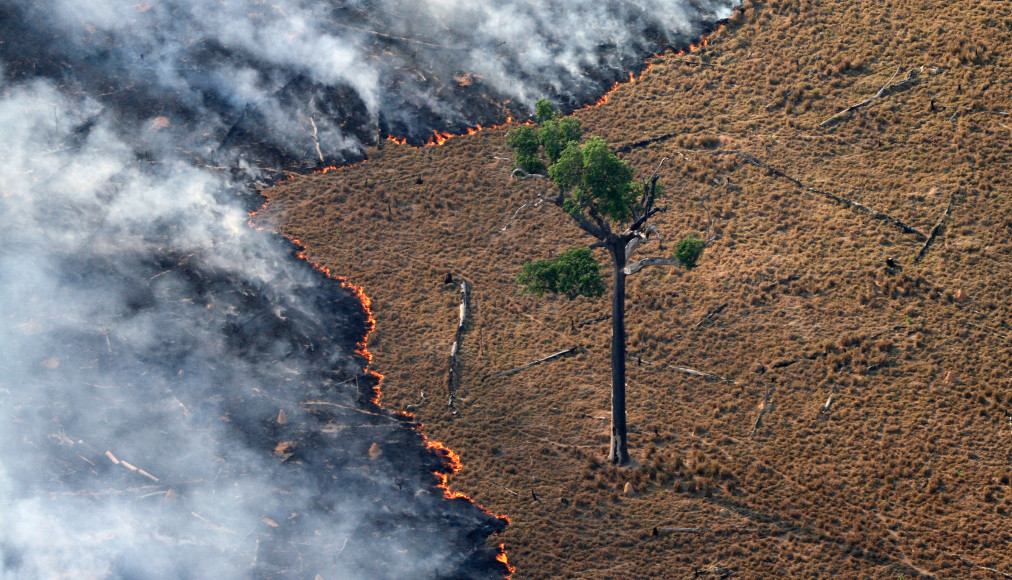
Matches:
[[0, 77, 506, 578], [0, 0, 740, 577], [2, 0, 740, 167]]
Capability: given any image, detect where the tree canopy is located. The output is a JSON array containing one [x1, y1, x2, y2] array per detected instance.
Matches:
[[503, 97, 708, 466], [517, 247, 605, 300]]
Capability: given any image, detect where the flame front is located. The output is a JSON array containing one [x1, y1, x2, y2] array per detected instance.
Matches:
[[496, 543, 516, 574]]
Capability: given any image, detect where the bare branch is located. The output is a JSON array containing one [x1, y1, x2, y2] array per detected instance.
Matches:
[[626, 205, 666, 237], [623, 256, 681, 276], [493, 156, 548, 182], [700, 194, 718, 246], [648, 157, 669, 182], [499, 194, 548, 233], [625, 223, 663, 260]]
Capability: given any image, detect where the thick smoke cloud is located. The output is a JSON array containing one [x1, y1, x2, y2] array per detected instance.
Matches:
[[2, 0, 740, 168], [0, 0, 739, 577], [0, 78, 506, 578]]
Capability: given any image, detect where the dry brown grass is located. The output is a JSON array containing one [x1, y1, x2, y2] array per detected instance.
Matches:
[[257, 0, 1012, 576]]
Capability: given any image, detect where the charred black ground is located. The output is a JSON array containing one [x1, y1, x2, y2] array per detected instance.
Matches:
[[0, 0, 737, 169], [4, 233, 509, 578]]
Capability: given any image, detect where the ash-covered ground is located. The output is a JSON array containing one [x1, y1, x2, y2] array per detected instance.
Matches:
[[0, 0, 740, 577]]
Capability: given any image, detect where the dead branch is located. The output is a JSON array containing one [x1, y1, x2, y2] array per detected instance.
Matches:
[[623, 256, 680, 276], [489, 479, 519, 497], [629, 355, 736, 383], [483, 347, 578, 380], [946, 552, 1012, 579], [821, 386, 837, 414], [913, 195, 954, 262], [493, 156, 549, 182], [695, 303, 727, 328], [750, 385, 772, 439], [821, 66, 922, 127], [308, 116, 324, 164], [625, 223, 663, 260], [648, 157, 669, 182], [446, 280, 469, 410], [736, 152, 927, 240], [700, 194, 718, 245], [576, 313, 611, 329], [668, 365, 736, 383]]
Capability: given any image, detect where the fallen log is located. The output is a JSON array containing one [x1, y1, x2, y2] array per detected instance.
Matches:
[[483, 348, 578, 380], [627, 355, 736, 383], [446, 279, 469, 409], [736, 152, 927, 240], [821, 66, 922, 127], [913, 195, 954, 262], [750, 386, 772, 439], [695, 303, 728, 328]]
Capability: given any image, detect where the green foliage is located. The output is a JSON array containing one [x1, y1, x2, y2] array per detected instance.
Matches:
[[538, 116, 582, 164], [505, 125, 545, 174], [575, 137, 636, 222], [517, 247, 606, 300], [674, 235, 705, 270], [505, 97, 646, 230], [549, 141, 584, 203], [535, 98, 557, 124]]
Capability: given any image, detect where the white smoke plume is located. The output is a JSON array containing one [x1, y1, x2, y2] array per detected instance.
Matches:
[[0, 0, 740, 577], [0, 78, 505, 578], [2, 0, 740, 166]]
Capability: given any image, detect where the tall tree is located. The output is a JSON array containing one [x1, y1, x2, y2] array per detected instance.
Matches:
[[501, 99, 706, 466]]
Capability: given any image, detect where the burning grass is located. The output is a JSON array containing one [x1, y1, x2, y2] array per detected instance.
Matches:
[[260, 0, 1012, 576]]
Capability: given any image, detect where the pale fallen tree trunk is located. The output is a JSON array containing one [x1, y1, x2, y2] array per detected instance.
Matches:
[[483, 348, 578, 380], [446, 280, 468, 409]]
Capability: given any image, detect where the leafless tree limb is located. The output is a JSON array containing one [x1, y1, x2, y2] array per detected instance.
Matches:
[[623, 256, 681, 276], [625, 223, 664, 260]]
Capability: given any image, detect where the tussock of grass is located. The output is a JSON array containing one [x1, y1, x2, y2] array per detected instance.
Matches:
[[259, 0, 1012, 576]]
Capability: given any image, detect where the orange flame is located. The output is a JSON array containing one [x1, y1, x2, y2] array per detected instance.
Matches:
[[382, 117, 514, 149], [428, 130, 454, 146], [496, 544, 516, 574], [585, 31, 713, 110]]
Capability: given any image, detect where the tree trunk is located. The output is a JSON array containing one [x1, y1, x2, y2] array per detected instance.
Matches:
[[607, 241, 630, 466]]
